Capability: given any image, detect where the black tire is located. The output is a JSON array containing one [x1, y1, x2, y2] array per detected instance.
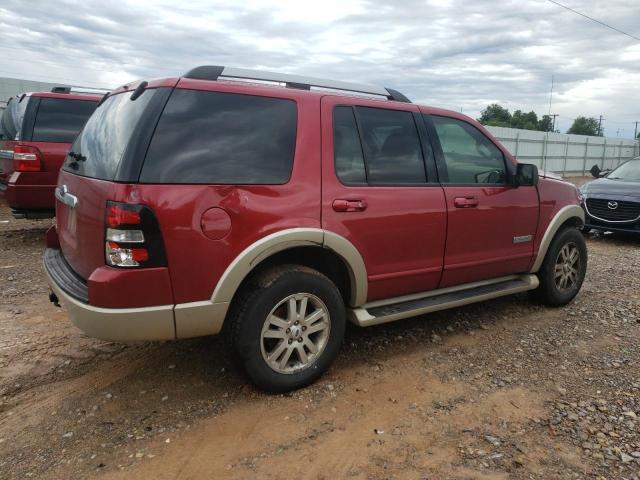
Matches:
[[535, 227, 587, 307], [230, 265, 345, 392]]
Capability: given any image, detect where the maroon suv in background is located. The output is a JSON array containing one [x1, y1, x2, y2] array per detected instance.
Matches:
[[0, 88, 102, 218]]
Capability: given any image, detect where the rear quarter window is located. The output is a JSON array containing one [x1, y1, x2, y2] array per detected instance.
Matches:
[[1, 97, 28, 140], [139, 90, 297, 184], [32, 98, 97, 143]]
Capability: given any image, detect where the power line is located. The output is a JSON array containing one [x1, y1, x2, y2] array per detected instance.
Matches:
[[546, 0, 640, 41]]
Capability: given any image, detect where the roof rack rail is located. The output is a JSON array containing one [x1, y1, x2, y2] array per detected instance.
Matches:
[[51, 86, 111, 95], [183, 66, 411, 103]]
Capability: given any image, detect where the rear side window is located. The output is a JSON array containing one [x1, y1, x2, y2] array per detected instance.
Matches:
[[140, 90, 297, 184], [333, 106, 367, 185], [32, 98, 97, 143], [354, 107, 426, 184]]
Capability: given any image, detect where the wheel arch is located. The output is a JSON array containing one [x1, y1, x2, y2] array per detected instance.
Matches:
[[530, 205, 585, 273], [212, 228, 368, 307]]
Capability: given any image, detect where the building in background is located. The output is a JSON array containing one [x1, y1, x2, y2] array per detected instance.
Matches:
[[0, 77, 73, 114]]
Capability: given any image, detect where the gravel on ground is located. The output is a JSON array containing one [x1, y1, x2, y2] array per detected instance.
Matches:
[[0, 188, 639, 480]]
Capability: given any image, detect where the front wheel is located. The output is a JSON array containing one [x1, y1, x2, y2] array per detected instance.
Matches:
[[230, 265, 345, 392], [535, 227, 588, 307]]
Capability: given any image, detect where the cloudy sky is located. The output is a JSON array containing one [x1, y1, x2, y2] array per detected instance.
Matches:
[[1, 0, 639, 137]]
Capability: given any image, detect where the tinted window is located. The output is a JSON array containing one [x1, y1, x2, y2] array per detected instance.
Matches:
[[32, 98, 97, 143], [333, 106, 366, 184], [355, 107, 426, 184], [431, 115, 506, 184], [63, 90, 155, 180], [140, 90, 297, 184], [1, 97, 27, 140]]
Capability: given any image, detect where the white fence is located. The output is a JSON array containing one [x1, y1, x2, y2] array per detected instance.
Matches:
[[486, 126, 640, 176]]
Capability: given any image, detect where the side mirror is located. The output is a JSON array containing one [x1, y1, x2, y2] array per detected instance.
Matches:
[[514, 163, 538, 187]]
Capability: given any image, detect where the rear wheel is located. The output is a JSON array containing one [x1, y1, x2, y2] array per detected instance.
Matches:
[[230, 265, 345, 392], [535, 227, 587, 306]]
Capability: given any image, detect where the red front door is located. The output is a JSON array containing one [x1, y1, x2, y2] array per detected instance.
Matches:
[[425, 113, 539, 287], [320, 96, 447, 302], [439, 185, 539, 287]]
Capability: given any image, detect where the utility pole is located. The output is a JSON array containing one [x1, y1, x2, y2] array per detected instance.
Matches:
[[635, 121, 638, 139], [550, 114, 559, 132], [598, 115, 604, 136], [548, 75, 554, 116]]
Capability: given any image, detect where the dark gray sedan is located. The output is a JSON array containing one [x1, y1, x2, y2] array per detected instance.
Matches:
[[580, 157, 640, 234]]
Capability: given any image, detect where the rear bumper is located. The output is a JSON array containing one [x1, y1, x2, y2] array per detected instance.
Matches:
[[2, 172, 56, 215], [44, 248, 176, 341], [43, 247, 228, 342]]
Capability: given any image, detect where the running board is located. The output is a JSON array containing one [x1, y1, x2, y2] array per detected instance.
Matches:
[[349, 274, 539, 327]]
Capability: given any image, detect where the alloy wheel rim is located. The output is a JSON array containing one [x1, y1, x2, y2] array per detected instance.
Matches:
[[554, 242, 581, 292], [260, 293, 331, 374]]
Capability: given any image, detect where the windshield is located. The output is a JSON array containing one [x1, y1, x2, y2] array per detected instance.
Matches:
[[63, 89, 154, 180], [607, 158, 640, 181]]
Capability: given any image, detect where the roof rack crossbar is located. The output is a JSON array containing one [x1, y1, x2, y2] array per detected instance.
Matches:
[[183, 65, 411, 103]]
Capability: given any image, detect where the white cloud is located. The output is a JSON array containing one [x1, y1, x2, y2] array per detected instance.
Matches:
[[0, 0, 638, 137]]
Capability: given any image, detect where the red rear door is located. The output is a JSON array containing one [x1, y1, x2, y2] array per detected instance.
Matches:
[[321, 96, 446, 302], [56, 171, 117, 278], [425, 113, 539, 287]]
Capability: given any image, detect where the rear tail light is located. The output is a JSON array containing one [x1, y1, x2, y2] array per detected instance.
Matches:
[[104, 201, 166, 268], [13, 145, 43, 172]]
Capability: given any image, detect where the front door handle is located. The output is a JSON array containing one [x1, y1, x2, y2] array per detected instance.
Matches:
[[453, 196, 478, 208], [332, 199, 367, 212]]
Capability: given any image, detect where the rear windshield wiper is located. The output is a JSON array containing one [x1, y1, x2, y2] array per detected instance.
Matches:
[[68, 151, 86, 162]]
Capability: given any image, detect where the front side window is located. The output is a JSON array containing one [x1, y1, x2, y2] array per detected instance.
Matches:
[[355, 107, 426, 184], [32, 98, 97, 143], [140, 90, 297, 184], [431, 115, 506, 184]]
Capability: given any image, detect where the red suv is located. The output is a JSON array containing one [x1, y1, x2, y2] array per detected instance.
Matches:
[[0, 88, 102, 218], [44, 66, 587, 392]]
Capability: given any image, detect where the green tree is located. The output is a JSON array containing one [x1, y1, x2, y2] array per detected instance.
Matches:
[[511, 110, 539, 130], [478, 104, 511, 127], [567, 117, 601, 136], [478, 104, 557, 132], [538, 115, 554, 132]]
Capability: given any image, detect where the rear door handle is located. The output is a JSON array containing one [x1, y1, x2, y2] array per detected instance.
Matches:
[[453, 196, 478, 208], [55, 185, 78, 208], [332, 199, 367, 212]]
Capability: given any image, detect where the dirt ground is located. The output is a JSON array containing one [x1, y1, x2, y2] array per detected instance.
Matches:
[[1, 190, 639, 480]]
